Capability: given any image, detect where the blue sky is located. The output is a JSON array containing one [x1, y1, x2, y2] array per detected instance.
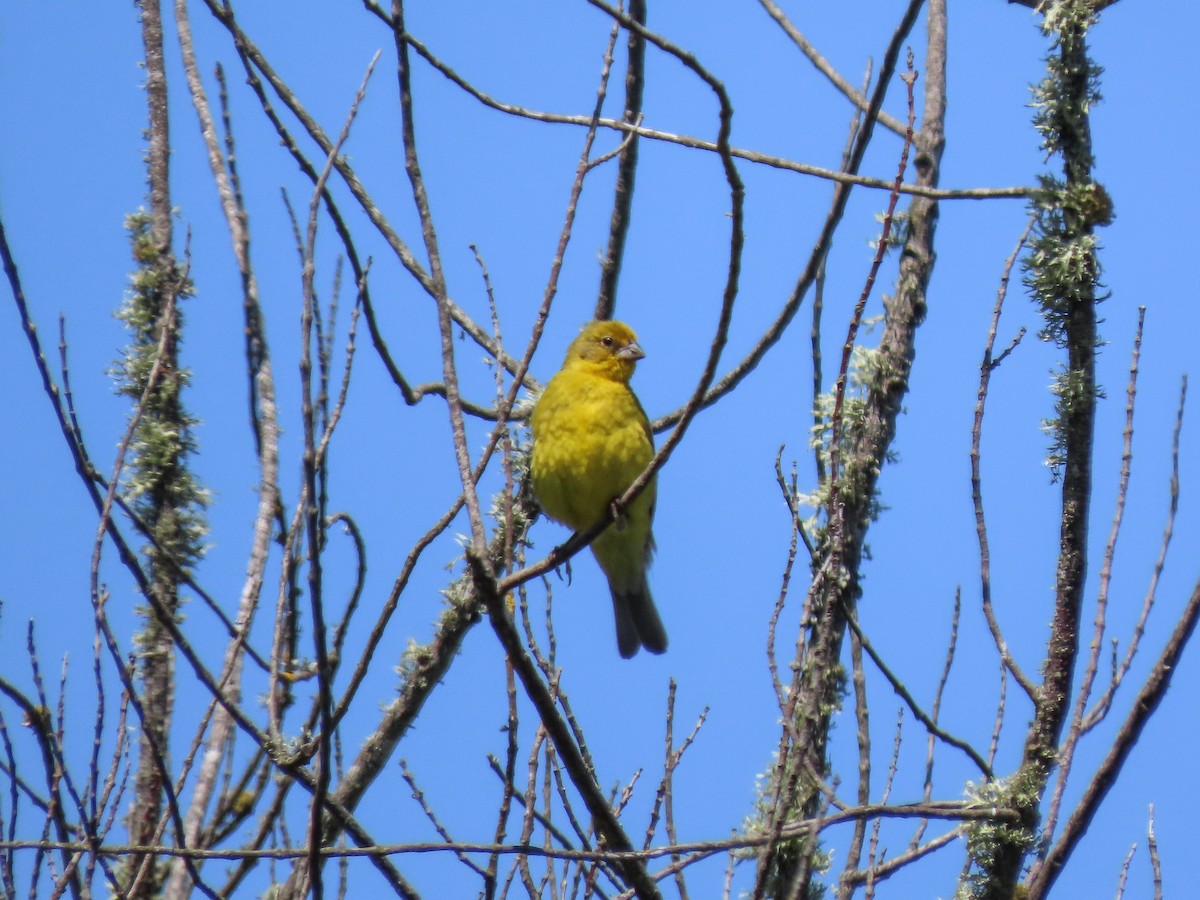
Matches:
[[2, 2, 1198, 897]]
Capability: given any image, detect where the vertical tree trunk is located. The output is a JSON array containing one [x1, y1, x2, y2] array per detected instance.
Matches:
[[756, 3, 946, 894], [965, 3, 1102, 896], [123, 2, 205, 895]]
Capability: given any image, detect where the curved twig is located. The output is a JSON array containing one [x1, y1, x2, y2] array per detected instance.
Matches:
[[972, 219, 1037, 700]]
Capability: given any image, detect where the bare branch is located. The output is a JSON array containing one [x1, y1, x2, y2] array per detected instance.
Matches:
[[841, 605, 991, 776], [1082, 361, 1182, 731], [595, 0, 647, 320], [755, 0, 908, 138], [399, 28, 1026, 202], [972, 218, 1037, 699], [911, 587, 962, 850], [1148, 804, 1163, 900]]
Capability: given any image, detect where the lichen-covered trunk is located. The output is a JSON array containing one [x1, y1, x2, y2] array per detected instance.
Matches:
[[123, 2, 206, 895], [963, 3, 1102, 897], [754, 4, 945, 894]]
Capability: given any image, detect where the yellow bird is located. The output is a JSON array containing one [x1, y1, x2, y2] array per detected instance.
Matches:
[[530, 320, 667, 658]]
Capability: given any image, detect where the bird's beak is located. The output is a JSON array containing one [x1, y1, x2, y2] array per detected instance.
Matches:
[[616, 340, 645, 362]]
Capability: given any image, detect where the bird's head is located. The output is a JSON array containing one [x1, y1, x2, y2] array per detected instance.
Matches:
[[563, 320, 645, 382]]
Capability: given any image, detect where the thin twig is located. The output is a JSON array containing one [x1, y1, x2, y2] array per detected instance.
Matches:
[[840, 828, 962, 889], [400, 761, 486, 877], [0, 798, 1020, 863], [755, 0, 908, 137], [1148, 805, 1162, 900], [840, 605, 991, 775], [988, 658, 1007, 770], [1114, 841, 1136, 899], [398, 28, 1027, 202], [297, 52, 380, 900], [842, 626, 871, 887], [972, 218, 1037, 699], [1082, 365, 1182, 731], [911, 587, 961, 850], [862, 709, 904, 899]]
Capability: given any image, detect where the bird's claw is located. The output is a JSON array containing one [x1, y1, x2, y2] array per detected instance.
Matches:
[[549, 548, 573, 586]]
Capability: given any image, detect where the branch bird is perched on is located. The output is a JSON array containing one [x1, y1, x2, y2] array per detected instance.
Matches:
[[530, 320, 668, 658]]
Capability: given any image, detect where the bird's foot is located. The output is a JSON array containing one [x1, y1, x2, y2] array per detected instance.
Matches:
[[609, 497, 628, 531], [549, 548, 574, 586]]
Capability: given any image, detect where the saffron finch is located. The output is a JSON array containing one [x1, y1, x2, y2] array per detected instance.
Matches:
[[530, 320, 668, 658]]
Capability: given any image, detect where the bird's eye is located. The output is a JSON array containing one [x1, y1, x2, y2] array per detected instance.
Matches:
[[601, 336, 614, 348]]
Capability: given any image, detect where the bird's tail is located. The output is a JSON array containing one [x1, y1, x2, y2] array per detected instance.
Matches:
[[611, 579, 668, 658]]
